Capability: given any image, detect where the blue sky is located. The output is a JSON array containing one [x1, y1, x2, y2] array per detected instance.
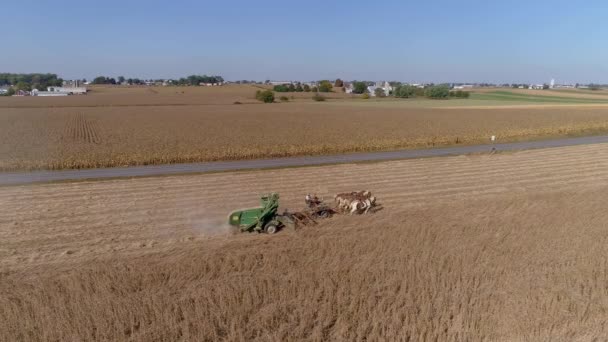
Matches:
[[2, 0, 608, 83]]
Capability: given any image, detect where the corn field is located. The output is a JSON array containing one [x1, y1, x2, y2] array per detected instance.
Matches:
[[4, 93, 608, 170]]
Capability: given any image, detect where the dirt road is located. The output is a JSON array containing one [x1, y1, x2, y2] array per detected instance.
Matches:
[[3, 133, 608, 185]]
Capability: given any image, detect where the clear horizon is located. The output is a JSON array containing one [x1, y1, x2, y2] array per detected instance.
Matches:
[[3, 0, 608, 84]]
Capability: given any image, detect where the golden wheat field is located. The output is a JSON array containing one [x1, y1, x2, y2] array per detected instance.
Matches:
[[5, 85, 608, 171], [3, 143, 608, 340]]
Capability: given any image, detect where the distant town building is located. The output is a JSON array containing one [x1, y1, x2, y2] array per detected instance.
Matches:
[[31, 89, 69, 97], [368, 81, 392, 97], [269, 81, 292, 85], [47, 86, 87, 95], [344, 82, 354, 94], [550, 79, 555, 89], [453, 85, 473, 90]]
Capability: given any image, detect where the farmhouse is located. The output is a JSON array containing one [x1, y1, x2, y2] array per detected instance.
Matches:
[[344, 82, 354, 94], [368, 81, 392, 97]]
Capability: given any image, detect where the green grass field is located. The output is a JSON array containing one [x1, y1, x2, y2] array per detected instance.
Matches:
[[471, 91, 608, 104], [549, 88, 608, 96]]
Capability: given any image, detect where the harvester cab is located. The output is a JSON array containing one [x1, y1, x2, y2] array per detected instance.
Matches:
[[227, 193, 294, 234]]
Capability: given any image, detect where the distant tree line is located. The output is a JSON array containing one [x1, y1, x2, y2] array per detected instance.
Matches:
[[176, 75, 224, 86], [449, 90, 470, 98], [126, 78, 146, 85], [392, 84, 455, 99], [393, 84, 421, 98], [273, 83, 311, 92], [0, 73, 63, 91], [92, 76, 118, 85], [235, 80, 263, 84], [90, 75, 224, 86], [273, 80, 333, 93]]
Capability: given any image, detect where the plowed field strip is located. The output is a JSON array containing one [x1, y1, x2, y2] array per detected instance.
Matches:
[[4, 151, 608, 225], [2, 150, 604, 205]]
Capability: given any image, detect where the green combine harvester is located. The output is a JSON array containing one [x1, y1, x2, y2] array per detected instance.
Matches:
[[228, 191, 378, 234], [227, 193, 295, 234]]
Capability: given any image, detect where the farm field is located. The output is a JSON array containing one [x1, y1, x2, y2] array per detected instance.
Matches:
[[3, 143, 608, 340], [471, 90, 608, 103], [5, 85, 608, 171], [0, 84, 355, 108]]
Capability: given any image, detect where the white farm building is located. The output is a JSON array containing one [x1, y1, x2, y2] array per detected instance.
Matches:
[[47, 86, 87, 95]]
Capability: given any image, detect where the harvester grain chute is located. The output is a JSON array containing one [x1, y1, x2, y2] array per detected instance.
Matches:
[[228, 191, 379, 234]]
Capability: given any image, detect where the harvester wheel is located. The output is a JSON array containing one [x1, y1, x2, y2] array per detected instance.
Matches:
[[318, 210, 331, 219], [265, 224, 278, 234]]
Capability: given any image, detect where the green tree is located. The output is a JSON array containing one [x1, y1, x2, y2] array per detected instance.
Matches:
[[31, 75, 41, 89], [118, 76, 125, 84], [303, 84, 311, 92], [92, 76, 109, 84], [295, 83, 304, 92], [394, 84, 416, 98], [273, 84, 289, 92], [5, 87, 15, 96], [288, 83, 296, 92], [311, 86, 318, 92], [16, 81, 30, 91], [255, 90, 275, 103], [352, 82, 367, 94], [318, 80, 333, 92], [334, 78, 344, 87], [425, 85, 450, 99]]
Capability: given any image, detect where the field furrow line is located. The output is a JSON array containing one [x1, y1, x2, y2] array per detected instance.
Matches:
[[394, 178, 608, 207], [381, 172, 608, 203]]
